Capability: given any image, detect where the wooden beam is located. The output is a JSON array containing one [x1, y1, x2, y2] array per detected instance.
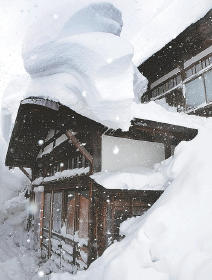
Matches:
[[19, 166, 32, 182], [66, 130, 94, 174]]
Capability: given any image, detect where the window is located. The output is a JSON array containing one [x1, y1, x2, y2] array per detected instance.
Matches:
[[185, 76, 206, 109], [150, 74, 182, 100], [65, 191, 90, 239], [204, 69, 212, 102], [52, 192, 62, 233], [43, 192, 51, 229], [185, 67, 212, 110], [164, 88, 185, 110]]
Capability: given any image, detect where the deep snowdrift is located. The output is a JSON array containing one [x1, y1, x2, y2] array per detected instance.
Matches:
[[0, 191, 39, 280], [51, 121, 212, 280], [23, 2, 146, 130], [0, 136, 40, 280]]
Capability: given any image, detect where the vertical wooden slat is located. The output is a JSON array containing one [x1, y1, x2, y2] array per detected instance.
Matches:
[[87, 179, 95, 266], [48, 190, 54, 258], [131, 196, 133, 217], [90, 131, 102, 172]]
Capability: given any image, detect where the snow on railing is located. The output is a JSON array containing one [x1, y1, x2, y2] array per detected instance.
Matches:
[[32, 167, 89, 185]]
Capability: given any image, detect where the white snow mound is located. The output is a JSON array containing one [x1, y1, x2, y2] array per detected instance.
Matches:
[[23, 2, 146, 130], [91, 165, 169, 191]]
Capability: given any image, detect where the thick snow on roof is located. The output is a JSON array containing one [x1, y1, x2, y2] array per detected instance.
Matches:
[[22, 2, 209, 131], [91, 165, 168, 191], [23, 2, 148, 130], [127, 0, 212, 65], [1, 0, 211, 136]]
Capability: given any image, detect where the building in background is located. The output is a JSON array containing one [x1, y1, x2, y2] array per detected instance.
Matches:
[[139, 9, 212, 116]]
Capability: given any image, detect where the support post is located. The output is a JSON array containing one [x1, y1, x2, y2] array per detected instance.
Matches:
[[19, 166, 32, 182], [65, 130, 94, 175]]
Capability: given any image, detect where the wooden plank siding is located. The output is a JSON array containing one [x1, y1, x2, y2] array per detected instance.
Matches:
[[35, 177, 163, 272]]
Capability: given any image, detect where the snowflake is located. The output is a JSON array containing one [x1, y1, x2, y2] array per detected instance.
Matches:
[[113, 145, 119, 154]]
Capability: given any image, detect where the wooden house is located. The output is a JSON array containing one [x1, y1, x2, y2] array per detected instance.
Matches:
[[139, 9, 212, 116], [5, 97, 197, 272]]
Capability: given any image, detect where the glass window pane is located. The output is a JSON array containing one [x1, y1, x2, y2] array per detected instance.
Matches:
[[205, 69, 212, 102], [52, 192, 62, 233], [195, 62, 202, 73], [185, 76, 206, 109], [176, 74, 182, 84], [186, 68, 193, 78], [43, 192, 51, 229]]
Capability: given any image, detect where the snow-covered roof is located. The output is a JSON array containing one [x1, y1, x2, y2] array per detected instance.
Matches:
[[6, 97, 198, 169], [128, 2, 212, 66], [91, 166, 167, 191]]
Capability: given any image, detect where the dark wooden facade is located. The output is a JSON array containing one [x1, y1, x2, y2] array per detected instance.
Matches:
[[139, 9, 212, 116], [5, 97, 197, 273]]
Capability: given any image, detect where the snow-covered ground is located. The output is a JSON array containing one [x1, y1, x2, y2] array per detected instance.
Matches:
[[0, 1, 212, 280], [0, 192, 38, 280]]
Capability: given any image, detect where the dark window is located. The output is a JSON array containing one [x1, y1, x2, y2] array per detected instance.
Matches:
[[43, 192, 51, 229], [165, 89, 185, 110], [52, 192, 62, 233]]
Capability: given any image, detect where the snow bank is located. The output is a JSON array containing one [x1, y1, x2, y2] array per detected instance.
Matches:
[[0, 114, 40, 279], [0, 186, 40, 280], [0, 136, 26, 208], [51, 121, 212, 280], [91, 164, 169, 190]]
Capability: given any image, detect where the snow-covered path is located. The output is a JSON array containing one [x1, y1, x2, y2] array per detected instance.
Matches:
[[0, 194, 39, 280]]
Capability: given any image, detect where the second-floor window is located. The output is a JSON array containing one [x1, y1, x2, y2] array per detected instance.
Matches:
[[185, 69, 212, 110]]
